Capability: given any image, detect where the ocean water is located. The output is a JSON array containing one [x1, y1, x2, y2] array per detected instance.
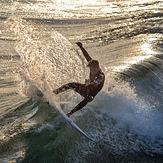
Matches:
[[0, 0, 163, 162]]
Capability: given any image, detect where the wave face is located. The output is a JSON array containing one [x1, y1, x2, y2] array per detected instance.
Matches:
[[0, 0, 163, 162]]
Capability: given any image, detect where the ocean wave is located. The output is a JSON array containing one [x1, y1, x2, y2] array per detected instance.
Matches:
[[118, 54, 163, 79], [1, 11, 163, 162], [21, 77, 163, 162]]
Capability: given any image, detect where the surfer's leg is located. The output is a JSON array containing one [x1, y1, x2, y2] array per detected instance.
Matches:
[[53, 82, 84, 94], [66, 96, 94, 117]]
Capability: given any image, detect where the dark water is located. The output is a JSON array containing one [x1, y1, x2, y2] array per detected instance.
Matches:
[[0, 0, 163, 162]]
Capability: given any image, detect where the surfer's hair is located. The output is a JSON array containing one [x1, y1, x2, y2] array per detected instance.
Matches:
[[87, 60, 99, 68]]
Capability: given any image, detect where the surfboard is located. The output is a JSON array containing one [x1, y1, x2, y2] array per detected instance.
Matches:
[[54, 106, 94, 141], [37, 91, 94, 141]]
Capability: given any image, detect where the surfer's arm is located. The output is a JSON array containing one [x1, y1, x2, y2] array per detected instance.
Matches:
[[76, 42, 92, 62]]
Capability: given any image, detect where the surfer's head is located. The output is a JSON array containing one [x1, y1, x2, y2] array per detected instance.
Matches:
[[87, 60, 100, 76]]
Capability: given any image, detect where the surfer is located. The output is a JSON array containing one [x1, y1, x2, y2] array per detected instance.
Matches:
[[53, 42, 105, 117]]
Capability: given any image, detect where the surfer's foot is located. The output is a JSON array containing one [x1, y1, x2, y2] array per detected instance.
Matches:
[[53, 89, 59, 94], [66, 111, 72, 118]]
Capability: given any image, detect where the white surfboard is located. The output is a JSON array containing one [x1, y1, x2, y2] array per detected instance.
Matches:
[[37, 91, 94, 141], [54, 105, 94, 141]]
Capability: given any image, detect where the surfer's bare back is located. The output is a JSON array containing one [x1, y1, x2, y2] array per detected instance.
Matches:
[[53, 42, 105, 117]]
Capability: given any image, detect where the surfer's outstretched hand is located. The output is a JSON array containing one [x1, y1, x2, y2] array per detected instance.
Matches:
[[76, 42, 82, 47]]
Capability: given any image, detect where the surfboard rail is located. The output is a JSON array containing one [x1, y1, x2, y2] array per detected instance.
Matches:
[[56, 106, 94, 141]]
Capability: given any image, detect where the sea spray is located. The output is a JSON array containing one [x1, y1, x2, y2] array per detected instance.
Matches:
[[5, 16, 87, 99], [65, 78, 163, 162]]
